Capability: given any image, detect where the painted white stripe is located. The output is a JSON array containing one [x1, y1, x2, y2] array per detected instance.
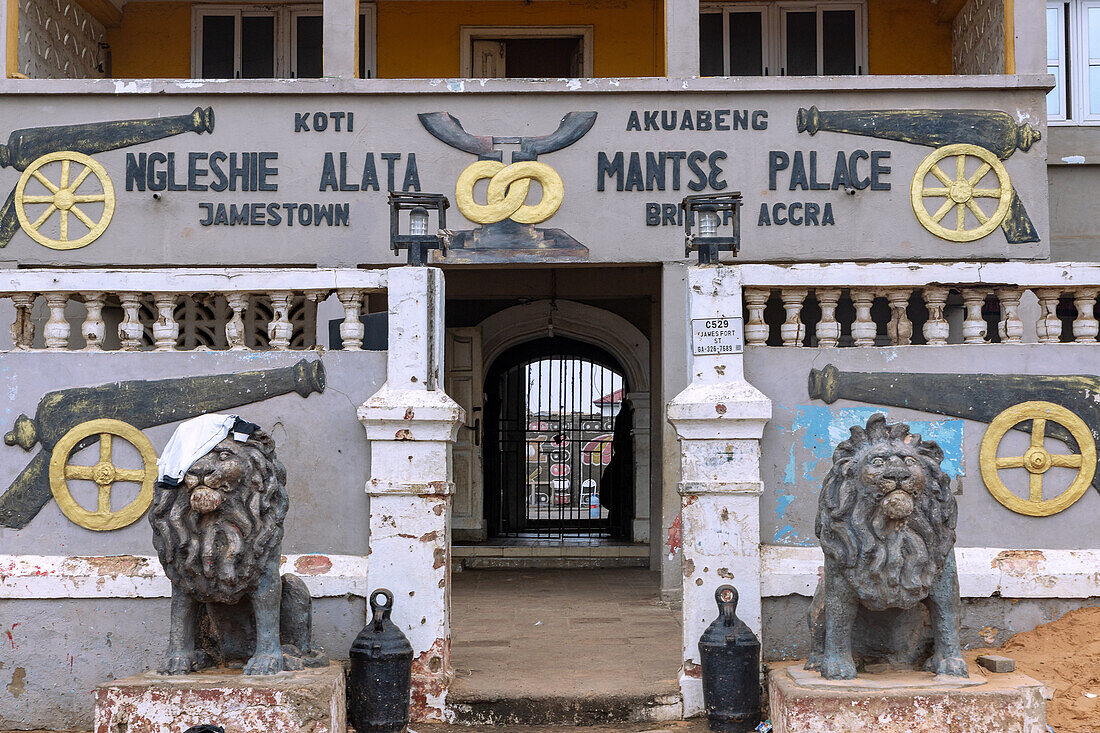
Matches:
[[761, 545, 1100, 599], [0, 554, 368, 599]]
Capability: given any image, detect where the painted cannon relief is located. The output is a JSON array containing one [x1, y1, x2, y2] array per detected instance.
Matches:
[[0, 359, 325, 530], [0, 107, 215, 250], [419, 110, 596, 263], [809, 365, 1098, 516], [797, 107, 1040, 243]]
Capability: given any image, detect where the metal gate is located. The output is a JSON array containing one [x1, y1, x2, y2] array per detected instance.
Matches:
[[486, 338, 632, 539]]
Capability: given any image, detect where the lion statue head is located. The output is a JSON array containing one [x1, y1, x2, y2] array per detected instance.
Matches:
[[150, 430, 288, 605], [816, 413, 956, 610]]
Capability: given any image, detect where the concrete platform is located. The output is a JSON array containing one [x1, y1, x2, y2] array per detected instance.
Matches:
[[93, 662, 345, 733], [769, 660, 1048, 733], [448, 569, 682, 724]]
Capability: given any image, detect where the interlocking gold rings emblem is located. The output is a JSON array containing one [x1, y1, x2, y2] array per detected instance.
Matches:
[[455, 160, 564, 225]]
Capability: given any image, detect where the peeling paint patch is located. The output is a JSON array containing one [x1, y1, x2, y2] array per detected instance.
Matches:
[[683, 558, 695, 578], [293, 555, 333, 576], [993, 549, 1046, 575], [666, 515, 682, 558], [683, 660, 702, 678], [1062, 155, 1086, 164], [6, 667, 25, 697]]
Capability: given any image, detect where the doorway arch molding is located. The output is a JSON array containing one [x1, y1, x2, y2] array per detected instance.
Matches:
[[478, 300, 649, 393]]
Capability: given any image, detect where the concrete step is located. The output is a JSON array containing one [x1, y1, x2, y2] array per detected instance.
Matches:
[[447, 690, 683, 725]]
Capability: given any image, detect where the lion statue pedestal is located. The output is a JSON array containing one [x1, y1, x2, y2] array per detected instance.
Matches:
[[94, 415, 343, 733], [767, 414, 1048, 732]]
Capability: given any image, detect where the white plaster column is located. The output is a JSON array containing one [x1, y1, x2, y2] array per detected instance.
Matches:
[[626, 391, 651, 543], [667, 265, 771, 717], [323, 0, 359, 78], [665, 0, 699, 77], [1, 0, 12, 78], [358, 266, 463, 721]]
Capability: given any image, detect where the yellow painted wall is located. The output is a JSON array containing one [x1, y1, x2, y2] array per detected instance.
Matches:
[[867, 0, 953, 75], [376, 0, 664, 78], [107, 2, 192, 78]]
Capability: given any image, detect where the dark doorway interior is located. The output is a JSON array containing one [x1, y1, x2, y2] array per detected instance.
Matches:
[[484, 337, 633, 540], [504, 37, 582, 77]]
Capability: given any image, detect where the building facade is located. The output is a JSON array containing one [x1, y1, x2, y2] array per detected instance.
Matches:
[[2, 0, 1099, 727]]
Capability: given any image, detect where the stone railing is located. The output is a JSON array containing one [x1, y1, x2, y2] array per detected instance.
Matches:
[[0, 268, 387, 351], [740, 262, 1100, 347]]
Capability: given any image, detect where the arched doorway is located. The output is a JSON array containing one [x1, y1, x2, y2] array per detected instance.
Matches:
[[483, 337, 633, 539]]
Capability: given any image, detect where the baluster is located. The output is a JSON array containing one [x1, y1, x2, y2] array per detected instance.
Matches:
[[268, 291, 293, 350], [10, 294, 35, 350], [1035, 289, 1063, 343], [152, 293, 180, 351], [225, 292, 249, 350], [44, 293, 71, 351], [81, 291, 106, 350], [885, 289, 913, 346], [923, 287, 950, 346], [743, 288, 770, 347], [850, 290, 876, 347], [962, 289, 989, 344], [814, 289, 841, 348], [1073, 288, 1100, 343], [996, 288, 1024, 343], [779, 289, 807, 347], [337, 289, 365, 350], [118, 293, 144, 351]]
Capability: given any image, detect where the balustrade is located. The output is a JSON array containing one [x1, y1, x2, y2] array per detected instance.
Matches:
[[0, 269, 387, 352], [741, 263, 1100, 347]]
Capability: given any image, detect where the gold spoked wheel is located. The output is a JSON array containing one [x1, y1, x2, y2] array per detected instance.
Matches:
[[48, 419, 157, 531], [910, 143, 1012, 243], [15, 151, 116, 250], [979, 401, 1096, 517]]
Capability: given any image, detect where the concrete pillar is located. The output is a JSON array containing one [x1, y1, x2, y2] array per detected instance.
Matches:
[[658, 262, 688, 600], [664, 0, 699, 77], [1010, 0, 1045, 74], [2, 0, 16, 78], [667, 265, 771, 716], [626, 391, 651, 543], [358, 266, 463, 721], [322, 0, 359, 78]]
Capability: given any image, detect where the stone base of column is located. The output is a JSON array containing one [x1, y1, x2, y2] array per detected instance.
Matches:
[[769, 661, 1048, 733], [94, 662, 346, 733]]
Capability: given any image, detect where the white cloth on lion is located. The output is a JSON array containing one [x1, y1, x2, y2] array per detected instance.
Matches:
[[157, 413, 242, 483]]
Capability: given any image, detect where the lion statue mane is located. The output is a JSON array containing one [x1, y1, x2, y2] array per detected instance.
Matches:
[[805, 413, 968, 680], [151, 427, 327, 675]]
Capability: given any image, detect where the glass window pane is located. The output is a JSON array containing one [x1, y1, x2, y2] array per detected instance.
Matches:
[[1090, 64, 1100, 114], [822, 10, 856, 74], [201, 15, 235, 78], [359, 13, 369, 77], [700, 13, 725, 76], [1048, 66, 1063, 115], [1047, 7, 1060, 60], [241, 15, 276, 78], [1091, 7, 1100, 56], [296, 15, 323, 78], [729, 12, 763, 75], [785, 11, 817, 75]]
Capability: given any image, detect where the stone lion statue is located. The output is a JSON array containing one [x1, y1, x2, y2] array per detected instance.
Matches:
[[805, 413, 966, 680], [150, 425, 327, 675]]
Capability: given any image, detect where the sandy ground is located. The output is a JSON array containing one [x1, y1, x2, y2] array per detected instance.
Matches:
[[965, 605, 1100, 733]]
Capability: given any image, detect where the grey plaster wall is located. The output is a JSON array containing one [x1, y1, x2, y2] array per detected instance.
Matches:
[[0, 595, 365, 729], [1049, 165, 1100, 261], [762, 594, 1100, 662], [0, 350, 384, 555], [745, 345, 1100, 550], [0, 82, 1049, 267]]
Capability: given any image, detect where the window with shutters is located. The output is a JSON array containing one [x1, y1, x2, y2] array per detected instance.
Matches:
[[699, 1, 867, 77], [1047, 0, 1100, 123]]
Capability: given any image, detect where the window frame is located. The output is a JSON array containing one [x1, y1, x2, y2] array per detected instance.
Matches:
[[700, 0, 867, 77], [459, 25, 595, 78], [1048, 1, 1068, 121], [192, 3, 377, 79]]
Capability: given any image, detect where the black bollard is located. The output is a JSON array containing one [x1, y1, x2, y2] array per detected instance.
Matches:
[[698, 585, 761, 732], [348, 588, 414, 733]]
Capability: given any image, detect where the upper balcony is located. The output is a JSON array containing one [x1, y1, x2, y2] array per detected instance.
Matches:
[[0, 0, 1046, 86]]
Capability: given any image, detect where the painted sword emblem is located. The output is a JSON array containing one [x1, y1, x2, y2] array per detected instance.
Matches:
[[0, 107, 215, 251], [419, 111, 596, 263]]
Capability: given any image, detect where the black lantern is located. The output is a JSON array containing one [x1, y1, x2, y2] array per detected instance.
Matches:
[[388, 191, 450, 266], [681, 192, 742, 264]]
